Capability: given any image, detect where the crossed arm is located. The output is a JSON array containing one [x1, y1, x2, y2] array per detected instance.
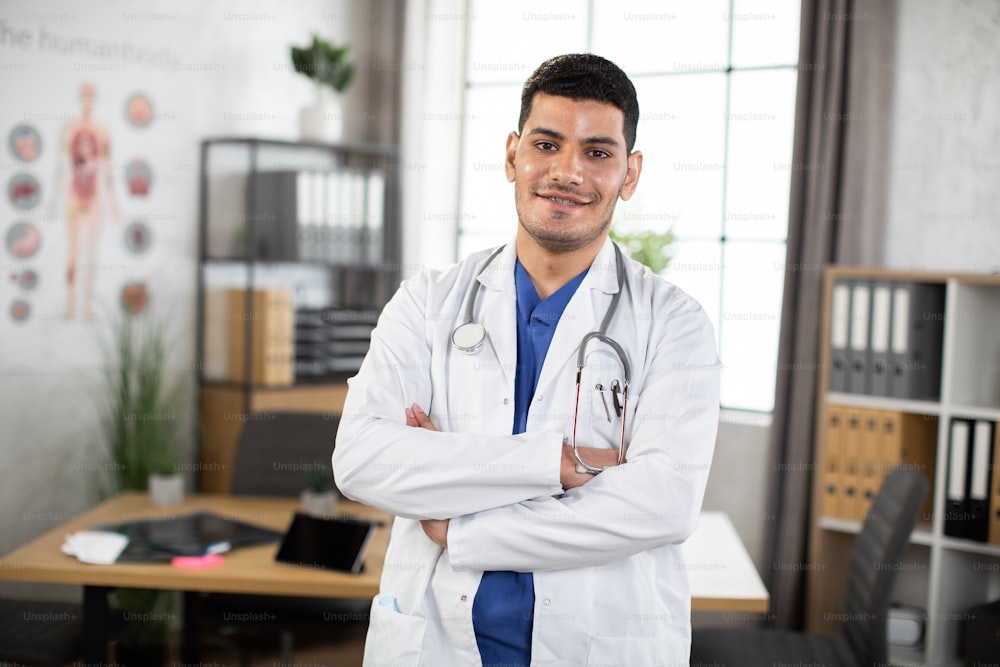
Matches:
[[405, 402, 623, 548]]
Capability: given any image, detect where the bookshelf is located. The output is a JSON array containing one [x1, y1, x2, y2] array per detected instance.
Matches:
[[195, 138, 399, 493], [807, 266, 1000, 667]]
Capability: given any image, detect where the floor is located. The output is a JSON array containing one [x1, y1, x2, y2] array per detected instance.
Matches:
[[29, 621, 368, 667]]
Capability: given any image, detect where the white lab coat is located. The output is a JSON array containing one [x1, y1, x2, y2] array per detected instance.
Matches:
[[334, 238, 720, 667]]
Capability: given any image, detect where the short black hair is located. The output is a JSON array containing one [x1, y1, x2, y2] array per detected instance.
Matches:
[[518, 53, 639, 152]]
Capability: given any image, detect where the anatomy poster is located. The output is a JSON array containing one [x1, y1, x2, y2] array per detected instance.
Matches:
[[0, 13, 192, 374]]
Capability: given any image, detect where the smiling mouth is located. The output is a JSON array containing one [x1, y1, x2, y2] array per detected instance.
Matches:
[[545, 195, 583, 206]]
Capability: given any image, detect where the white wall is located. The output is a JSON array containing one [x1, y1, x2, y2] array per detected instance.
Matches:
[[0, 0, 382, 584], [883, 0, 1000, 273]]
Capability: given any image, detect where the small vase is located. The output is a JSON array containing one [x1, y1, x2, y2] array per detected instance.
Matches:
[[299, 95, 344, 143], [301, 488, 338, 517], [149, 473, 184, 507]]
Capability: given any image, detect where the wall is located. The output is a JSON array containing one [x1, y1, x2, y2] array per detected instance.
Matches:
[[0, 0, 391, 597], [883, 0, 1000, 272]]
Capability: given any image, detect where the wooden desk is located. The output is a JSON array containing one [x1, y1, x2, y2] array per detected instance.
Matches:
[[0, 498, 767, 662], [0, 493, 388, 663], [683, 511, 770, 613]]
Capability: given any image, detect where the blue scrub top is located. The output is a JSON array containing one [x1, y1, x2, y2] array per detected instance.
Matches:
[[472, 258, 588, 667]]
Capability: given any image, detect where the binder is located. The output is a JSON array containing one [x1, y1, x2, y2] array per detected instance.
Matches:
[[879, 410, 937, 523], [944, 419, 972, 539], [842, 410, 863, 521], [847, 282, 871, 395], [989, 423, 1000, 545], [888, 282, 945, 400], [867, 284, 893, 396], [365, 169, 385, 267], [858, 410, 882, 520], [820, 405, 845, 518], [968, 420, 995, 542], [249, 171, 307, 261], [828, 280, 852, 393]]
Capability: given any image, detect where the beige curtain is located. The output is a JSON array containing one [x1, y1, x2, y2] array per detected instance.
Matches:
[[765, 0, 899, 629]]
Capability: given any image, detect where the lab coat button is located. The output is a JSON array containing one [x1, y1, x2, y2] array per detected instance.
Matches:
[[460, 594, 468, 602], [536, 394, 543, 401], [543, 597, 551, 605], [502, 397, 510, 405]]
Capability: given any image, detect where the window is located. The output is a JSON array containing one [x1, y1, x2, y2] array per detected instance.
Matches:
[[457, 0, 801, 412]]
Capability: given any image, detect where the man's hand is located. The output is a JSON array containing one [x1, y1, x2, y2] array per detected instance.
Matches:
[[560, 443, 625, 490], [405, 403, 437, 431], [421, 518, 449, 547], [405, 404, 449, 547]]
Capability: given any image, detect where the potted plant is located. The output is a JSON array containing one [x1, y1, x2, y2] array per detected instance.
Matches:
[[102, 282, 185, 496], [98, 282, 187, 664], [301, 462, 339, 517], [290, 34, 355, 141]]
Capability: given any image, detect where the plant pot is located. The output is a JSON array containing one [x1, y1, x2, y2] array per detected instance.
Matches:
[[149, 473, 183, 507], [299, 97, 344, 142], [301, 488, 338, 517]]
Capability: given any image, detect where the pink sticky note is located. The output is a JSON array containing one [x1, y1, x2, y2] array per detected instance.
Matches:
[[171, 554, 225, 570]]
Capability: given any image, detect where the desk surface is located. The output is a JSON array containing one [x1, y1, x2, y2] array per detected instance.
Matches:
[[0, 496, 768, 612], [0, 493, 387, 599], [683, 511, 770, 613]]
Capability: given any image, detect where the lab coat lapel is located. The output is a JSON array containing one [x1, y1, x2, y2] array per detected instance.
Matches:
[[476, 243, 519, 390], [533, 239, 621, 406]]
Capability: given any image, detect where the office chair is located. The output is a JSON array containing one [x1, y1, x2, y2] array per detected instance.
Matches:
[[195, 412, 366, 666], [690, 467, 929, 667], [0, 597, 83, 664]]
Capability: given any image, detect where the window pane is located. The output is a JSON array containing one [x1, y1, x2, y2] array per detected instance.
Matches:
[[730, 0, 802, 68], [592, 0, 729, 74], [466, 0, 588, 84], [629, 74, 727, 241], [724, 69, 797, 241], [458, 85, 520, 243], [719, 241, 785, 411], [660, 240, 722, 347]]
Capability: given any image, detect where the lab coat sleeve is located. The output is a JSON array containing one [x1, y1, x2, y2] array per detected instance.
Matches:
[[333, 271, 565, 520], [446, 297, 720, 572]]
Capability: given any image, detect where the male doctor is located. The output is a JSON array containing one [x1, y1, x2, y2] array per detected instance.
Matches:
[[334, 53, 721, 666]]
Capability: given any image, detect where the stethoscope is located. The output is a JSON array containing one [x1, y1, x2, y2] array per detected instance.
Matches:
[[450, 243, 632, 474]]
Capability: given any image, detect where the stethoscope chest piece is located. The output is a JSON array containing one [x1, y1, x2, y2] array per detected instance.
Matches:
[[451, 321, 487, 354]]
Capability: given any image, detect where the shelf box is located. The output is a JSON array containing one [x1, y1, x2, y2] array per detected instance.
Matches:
[[223, 288, 295, 387]]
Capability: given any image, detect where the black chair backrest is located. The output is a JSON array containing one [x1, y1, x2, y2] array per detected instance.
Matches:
[[229, 412, 340, 497], [842, 467, 928, 666]]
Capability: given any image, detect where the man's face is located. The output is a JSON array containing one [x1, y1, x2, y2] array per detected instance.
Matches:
[[506, 92, 642, 256]]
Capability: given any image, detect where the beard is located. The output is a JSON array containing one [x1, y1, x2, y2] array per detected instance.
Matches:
[[515, 181, 621, 254]]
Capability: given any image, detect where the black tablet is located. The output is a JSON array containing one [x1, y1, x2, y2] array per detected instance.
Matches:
[[274, 512, 380, 574]]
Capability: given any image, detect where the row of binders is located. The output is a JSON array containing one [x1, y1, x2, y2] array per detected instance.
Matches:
[[248, 168, 385, 266], [945, 418, 1000, 544], [828, 279, 945, 400], [819, 406, 936, 523]]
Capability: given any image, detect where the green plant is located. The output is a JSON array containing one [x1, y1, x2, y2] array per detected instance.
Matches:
[[305, 462, 335, 492], [112, 588, 173, 652], [290, 34, 355, 95], [101, 283, 183, 491], [97, 283, 185, 656], [610, 227, 676, 274]]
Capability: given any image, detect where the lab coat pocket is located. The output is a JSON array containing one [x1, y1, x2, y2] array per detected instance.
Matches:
[[364, 594, 427, 667], [584, 358, 635, 455], [585, 635, 689, 667]]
